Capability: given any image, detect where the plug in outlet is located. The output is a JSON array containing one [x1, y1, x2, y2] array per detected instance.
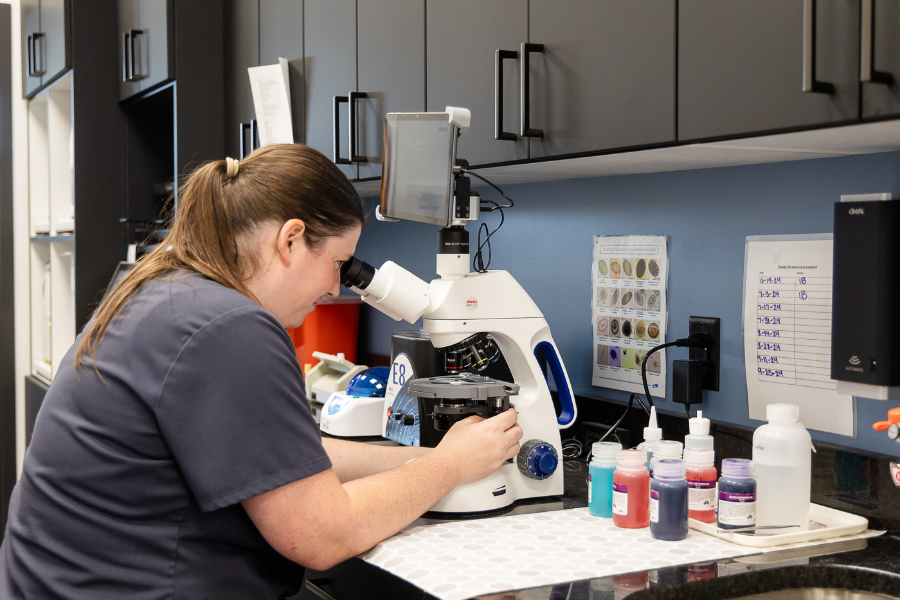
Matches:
[[689, 316, 720, 391]]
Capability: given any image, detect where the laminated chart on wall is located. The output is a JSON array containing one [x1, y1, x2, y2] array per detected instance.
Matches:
[[592, 236, 669, 395], [742, 235, 853, 436]]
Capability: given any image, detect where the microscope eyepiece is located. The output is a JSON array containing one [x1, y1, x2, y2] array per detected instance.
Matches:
[[340, 256, 376, 290]]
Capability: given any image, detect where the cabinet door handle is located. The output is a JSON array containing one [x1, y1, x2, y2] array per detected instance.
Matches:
[[122, 31, 130, 82], [250, 119, 259, 151], [333, 96, 351, 164], [129, 29, 145, 81], [26, 34, 33, 77], [31, 33, 45, 77], [348, 91, 368, 164], [860, 0, 893, 84], [520, 42, 544, 138], [494, 49, 518, 141], [802, 0, 834, 93], [239, 122, 251, 159]]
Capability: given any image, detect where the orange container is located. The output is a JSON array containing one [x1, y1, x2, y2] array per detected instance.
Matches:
[[286, 297, 361, 368]]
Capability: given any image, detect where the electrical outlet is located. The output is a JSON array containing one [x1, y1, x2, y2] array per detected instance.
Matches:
[[689, 316, 720, 391]]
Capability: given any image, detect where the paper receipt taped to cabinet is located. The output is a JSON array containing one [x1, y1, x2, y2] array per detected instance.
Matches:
[[248, 58, 294, 147], [592, 235, 669, 396]]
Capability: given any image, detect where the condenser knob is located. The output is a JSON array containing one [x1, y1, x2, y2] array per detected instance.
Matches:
[[517, 439, 559, 480]]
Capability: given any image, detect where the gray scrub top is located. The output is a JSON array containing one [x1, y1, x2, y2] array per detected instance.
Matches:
[[0, 271, 332, 599]]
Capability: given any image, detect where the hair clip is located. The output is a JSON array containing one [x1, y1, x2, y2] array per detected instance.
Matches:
[[225, 157, 240, 181]]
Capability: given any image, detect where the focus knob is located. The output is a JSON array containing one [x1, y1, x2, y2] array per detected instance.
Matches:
[[517, 439, 558, 480], [402, 414, 416, 426]]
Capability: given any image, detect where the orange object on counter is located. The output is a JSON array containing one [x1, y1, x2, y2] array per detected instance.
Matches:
[[286, 297, 361, 368], [873, 407, 900, 431]]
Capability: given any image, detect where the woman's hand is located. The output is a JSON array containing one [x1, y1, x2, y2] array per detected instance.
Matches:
[[432, 408, 523, 486], [244, 407, 523, 570]]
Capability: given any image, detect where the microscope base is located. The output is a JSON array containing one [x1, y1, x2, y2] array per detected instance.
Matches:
[[428, 461, 563, 514]]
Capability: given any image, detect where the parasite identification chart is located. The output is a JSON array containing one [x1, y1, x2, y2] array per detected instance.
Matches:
[[742, 235, 852, 435], [592, 235, 669, 395]]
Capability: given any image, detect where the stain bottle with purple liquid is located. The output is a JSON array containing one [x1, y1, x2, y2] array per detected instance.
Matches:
[[717, 458, 757, 531]]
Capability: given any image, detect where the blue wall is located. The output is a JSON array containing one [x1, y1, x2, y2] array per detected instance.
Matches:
[[352, 151, 900, 457]]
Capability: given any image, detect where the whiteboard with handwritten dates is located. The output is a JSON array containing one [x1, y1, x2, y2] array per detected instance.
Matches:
[[743, 234, 853, 436]]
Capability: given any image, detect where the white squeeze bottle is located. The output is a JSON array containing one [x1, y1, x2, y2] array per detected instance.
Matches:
[[752, 403, 812, 531], [636, 406, 662, 465], [684, 411, 713, 450]]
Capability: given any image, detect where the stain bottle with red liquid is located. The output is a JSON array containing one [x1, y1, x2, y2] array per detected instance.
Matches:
[[684, 448, 717, 523], [612, 449, 650, 528]]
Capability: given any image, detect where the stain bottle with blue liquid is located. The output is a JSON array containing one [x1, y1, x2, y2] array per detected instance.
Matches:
[[588, 441, 621, 518]]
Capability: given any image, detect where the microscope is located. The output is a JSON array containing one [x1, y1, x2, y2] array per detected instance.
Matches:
[[340, 107, 577, 514]]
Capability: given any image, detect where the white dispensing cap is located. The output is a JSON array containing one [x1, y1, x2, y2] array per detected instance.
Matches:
[[591, 441, 622, 463], [766, 403, 800, 422], [689, 410, 710, 435], [683, 447, 715, 466], [643, 406, 662, 442], [653, 439, 683, 459], [685, 410, 714, 450]]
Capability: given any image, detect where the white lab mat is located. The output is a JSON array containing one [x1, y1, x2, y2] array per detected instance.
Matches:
[[361, 507, 882, 600]]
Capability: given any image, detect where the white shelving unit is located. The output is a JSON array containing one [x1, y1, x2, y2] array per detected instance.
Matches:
[[27, 73, 74, 383]]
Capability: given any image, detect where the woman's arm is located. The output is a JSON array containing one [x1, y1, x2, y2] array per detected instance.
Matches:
[[243, 409, 522, 571], [321, 437, 431, 482]]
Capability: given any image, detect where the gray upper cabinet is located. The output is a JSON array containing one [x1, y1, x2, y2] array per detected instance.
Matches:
[[118, 0, 141, 100], [304, 0, 357, 180], [40, 0, 70, 89], [678, 0, 860, 141], [528, 0, 676, 159], [224, 0, 303, 159], [22, 0, 41, 97], [21, 0, 70, 99], [118, 0, 174, 102], [356, 0, 426, 180], [427, 0, 528, 167], [861, 0, 900, 118], [259, 0, 304, 145], [224, 0, 258, 157], [139, 0, 174, 93]]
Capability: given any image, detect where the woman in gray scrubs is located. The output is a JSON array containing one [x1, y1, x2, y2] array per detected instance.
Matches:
[[0, 144, 522, 599]]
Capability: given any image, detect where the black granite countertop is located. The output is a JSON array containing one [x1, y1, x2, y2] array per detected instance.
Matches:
[[302, 417, 900, 600], [468, 535, 900, 600], [299, 459, 900, 600]]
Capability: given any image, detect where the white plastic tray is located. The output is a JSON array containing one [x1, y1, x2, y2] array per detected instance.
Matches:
[[689, 503, 869, 547]]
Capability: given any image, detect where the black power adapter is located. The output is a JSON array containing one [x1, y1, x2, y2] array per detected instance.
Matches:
[[673, 359, 704, 415]]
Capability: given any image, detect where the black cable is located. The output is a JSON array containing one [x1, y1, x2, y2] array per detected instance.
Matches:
[[473, 200, 504, 273], [641, 341, 678, 409], [631, 391, 650, 416], [456, 169, 515, 273], [597, 392, 647, 445], [460, 169, 514, 208], [640, 333, 712, 411]]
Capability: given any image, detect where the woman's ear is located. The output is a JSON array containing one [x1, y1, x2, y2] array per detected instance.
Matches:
[[276, 219, 306, 266]]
